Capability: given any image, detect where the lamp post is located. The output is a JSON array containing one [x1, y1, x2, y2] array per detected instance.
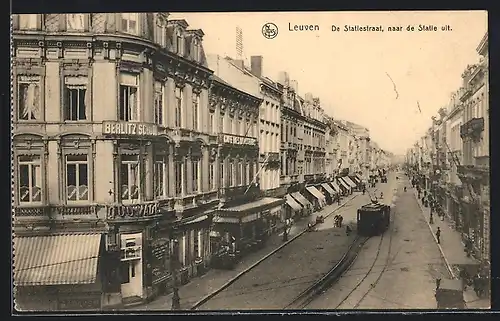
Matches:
[[170, 234, 180, 310]]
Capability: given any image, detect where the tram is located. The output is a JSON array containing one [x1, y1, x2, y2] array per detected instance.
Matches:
[[356, 200, 390, 236]]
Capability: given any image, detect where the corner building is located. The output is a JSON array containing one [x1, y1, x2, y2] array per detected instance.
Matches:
[[12, 13, 216, 310]]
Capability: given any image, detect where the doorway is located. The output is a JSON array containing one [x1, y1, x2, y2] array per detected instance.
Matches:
[[120, 232, 143, 299]]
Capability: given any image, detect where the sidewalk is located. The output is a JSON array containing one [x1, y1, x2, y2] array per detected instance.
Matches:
[[123, 192, 360, 311], [411, 185, 490, 309]]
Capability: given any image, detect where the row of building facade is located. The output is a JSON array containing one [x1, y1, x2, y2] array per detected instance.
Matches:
[[12, 13, 392, 310], [405, 32, 489, 265]]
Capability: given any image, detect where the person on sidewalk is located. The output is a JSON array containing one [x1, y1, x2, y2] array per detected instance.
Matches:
[[429, 212, 434, 224], [338, 215, 344, 228], [337, 197, 341, 206], [436, 227, 441, 244], [404, 186, 407, 192]]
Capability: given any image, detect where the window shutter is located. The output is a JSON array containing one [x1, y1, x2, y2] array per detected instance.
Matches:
[[12, 14, 19, 30], [58, 14, 67, 32]]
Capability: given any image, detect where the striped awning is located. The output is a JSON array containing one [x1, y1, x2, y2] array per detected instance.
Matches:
[[355, 174, 363, 182], [338, 178, 351, 191], [343, 176, 357, 188], [329, 182, 341, 193], [14, 233, 102, 286], [285, 194, 302, 212], [306, 186, 326, 202], [321, 183, 336, 196], [291, 192, 312, 208]]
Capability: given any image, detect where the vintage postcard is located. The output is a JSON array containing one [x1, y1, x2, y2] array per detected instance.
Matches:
[[11, 10, 489, 312]]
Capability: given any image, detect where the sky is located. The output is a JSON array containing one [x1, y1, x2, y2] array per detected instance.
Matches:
[[170, 11, 487, 155]]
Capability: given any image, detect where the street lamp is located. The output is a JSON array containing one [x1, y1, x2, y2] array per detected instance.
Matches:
[[170, 235, 181, 310]]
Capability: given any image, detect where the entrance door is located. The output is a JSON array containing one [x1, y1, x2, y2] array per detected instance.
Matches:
[[121, 259, 143, 299], [120, 232, 143, 299]]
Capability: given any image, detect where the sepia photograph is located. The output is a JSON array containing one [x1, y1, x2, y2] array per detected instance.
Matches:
[[11, 10, 489, 312]]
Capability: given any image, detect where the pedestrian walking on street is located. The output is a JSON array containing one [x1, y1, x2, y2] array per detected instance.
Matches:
[[429, 212, 434, 224], [404, 186, 407, 192], [436, 227, 441, 244], [339, 215, 344, 227]]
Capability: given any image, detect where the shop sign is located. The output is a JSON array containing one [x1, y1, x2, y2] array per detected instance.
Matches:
[[106, 202, 159, 220], [221, 134, 257, 146], [103, 121, 159, 136], [151, 238, 170, 285]]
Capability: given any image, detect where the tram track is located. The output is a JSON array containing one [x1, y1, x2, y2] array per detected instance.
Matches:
[[192, 193, 361, 310], [284, 235, 371, 309]]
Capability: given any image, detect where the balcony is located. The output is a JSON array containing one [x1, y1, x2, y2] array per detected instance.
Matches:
[[460, 117, 485, 141], [219, 184, 260, 204], [261, 152, 280, 163], [218, 133, 258, 147], [14, 204, 101, 221]]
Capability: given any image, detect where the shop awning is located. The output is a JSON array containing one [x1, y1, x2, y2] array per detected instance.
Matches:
[[219, 197, 284, 215], [285, 194, 302, 212], [321, 183, 336, 196], [350, 176, 360, 184], [355, 174, 363, 182], [343, 176, 357, 188], [291, 192, 312, 208], [306, 186, 326, 202], [14, 233, 102, 286], [338, 178, 351, 191], [329, 182, 341, 193]]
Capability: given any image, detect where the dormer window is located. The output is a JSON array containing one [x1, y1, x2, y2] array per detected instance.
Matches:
[[67, 14, 85, 31], [121, 13, 139, 35], [176, 29, 184, 55], [155, 15, 166, 47], [192, 38, 201, 62]]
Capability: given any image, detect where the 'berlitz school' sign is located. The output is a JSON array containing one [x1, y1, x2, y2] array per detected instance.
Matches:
[[103, 121, 159, 136]]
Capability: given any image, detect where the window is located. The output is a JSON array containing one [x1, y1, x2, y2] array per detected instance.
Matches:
[[239, 162, 244, 186], [119, 74, 139, 121], [235, 161, 241, 186], [175, 162, 183, 196], [18, 155, 42, 204], [154, 81, 164, 125], [229, 118, 234, 135], [66, 155, 89, 202], [209, 162, 215, 191], [19, 14, 38, 30], [209, 112, 215, 134], [183, 159, 188, 195], [176, 30, 183, 55], [192, 93, 200, 131], [228, 161, 234, 187], [192, 159, 200, 193], [219, 114, 224, 133], [17, 76, 41, 121], [67, 14, 85, 31], [154, 155, 167, 198], [220, 162, 225, 188], [245, 163, 250, 185], [64, 77, 87, 121], [120, 155, 140, 201], [175, 87, 183, 127], [121, 13, 139, 35], [192, 38, 200, 61], [155, 16, 166, 47]]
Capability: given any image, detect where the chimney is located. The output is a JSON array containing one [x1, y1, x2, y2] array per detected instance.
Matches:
[[290, 80, 298, 93], [278, 71, 290, 86], [233, 59, 244, 70], [250, 56, 263, 78]]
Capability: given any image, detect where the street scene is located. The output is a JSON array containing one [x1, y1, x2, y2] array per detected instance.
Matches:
[[11, 11, 489, 312]]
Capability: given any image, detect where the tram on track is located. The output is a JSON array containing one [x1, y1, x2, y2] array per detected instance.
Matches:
[[356, 200, 391, 236]]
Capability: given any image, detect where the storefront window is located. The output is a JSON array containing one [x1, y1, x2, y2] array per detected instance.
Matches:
[[121, 155, 140, 201], [18, 155, 42, 204]]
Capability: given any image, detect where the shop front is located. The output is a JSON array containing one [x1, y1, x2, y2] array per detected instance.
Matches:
[[14, 233, 104, 311], [328, 181, 342, 197], [320, 183, 337, 204], [291, 192, 313, 216], [213, 197, 284, 258], [305, 186, 326, 210], [342, 176, 358, 190], [285, 194, 303, 220], [337, 177, 351, 195]]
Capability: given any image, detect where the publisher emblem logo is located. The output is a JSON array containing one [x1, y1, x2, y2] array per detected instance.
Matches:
[[262, 23, 278, 39]]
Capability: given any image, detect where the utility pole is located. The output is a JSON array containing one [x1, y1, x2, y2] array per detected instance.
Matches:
[[170, 232, 180, 310]]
